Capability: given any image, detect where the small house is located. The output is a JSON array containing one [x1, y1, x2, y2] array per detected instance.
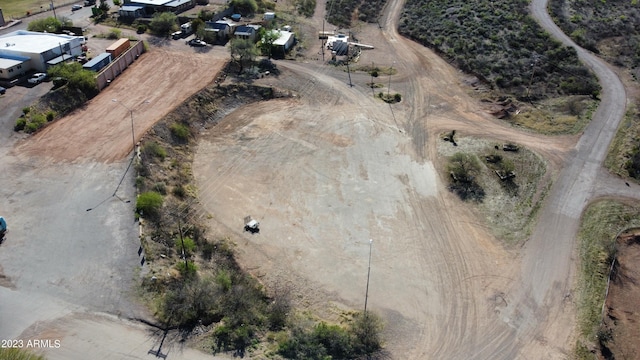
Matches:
[[234, 25, 260, 42], [205, 20, 232, 41]]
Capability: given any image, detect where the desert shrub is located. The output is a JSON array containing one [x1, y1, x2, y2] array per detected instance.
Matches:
[[46, 110, 56, 122], [25, 122, 40, 133], [0, 348, 45, 360], [230, 0, 258, 15], [295, 0, 316, 17], [14, 118, 26, 131], [137, 24, 147, 34], [278, 311, 383, 359], [174, 236, 196, 256], [142, 141, 167, 160], [175, 260, 198, 276], [170, 122, 190, 142], [22, 107, 31, 115], [136, 191, 163, 218], [107, 28, 122, 40], [152, 182, 166, 194], [172, 184, 186, 198]]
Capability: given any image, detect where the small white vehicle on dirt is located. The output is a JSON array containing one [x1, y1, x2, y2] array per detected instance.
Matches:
[[244, 216, 260, 234]]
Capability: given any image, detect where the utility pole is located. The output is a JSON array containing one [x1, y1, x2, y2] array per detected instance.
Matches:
[[364, 239, 373, 312], [321, 19, 325, 62], [370, 61, 374, 96], [387, 62, 395, 97], [526, 57, 539, 101], [178, 217, 188, 270], [50, 0, 57, 20]]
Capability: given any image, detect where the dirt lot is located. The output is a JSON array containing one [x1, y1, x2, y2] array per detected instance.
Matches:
[[14, 45, 227, 163], [601, 229, 640, 359], [4, 0, 638, 358]]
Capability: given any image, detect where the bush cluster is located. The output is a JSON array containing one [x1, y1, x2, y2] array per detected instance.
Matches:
[[278, 312, 383, 359], [549, 0, 640, 68], [326, 0, 388, 28], [14, 107, 57, 133], [398, 0, 601, 100]]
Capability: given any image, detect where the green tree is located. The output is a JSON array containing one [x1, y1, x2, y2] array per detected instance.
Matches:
[[191, 17, 204, 35], [149, 12, 178, 36], [47, 62, 98, 98], [99, 0, 110, 12], [27, 16, 62, 32], [230, 0, 258, 15], [229, 38, 259, 73], [448, 152, 481, 183], [350, 311, 383, 357], [259, 29, 280, 59]]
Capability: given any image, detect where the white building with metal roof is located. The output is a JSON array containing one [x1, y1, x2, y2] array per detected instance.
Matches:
[[0, 30, 84, 76]]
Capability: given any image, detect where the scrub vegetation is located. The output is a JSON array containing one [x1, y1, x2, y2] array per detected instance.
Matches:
[[397, 0, 600, 101]]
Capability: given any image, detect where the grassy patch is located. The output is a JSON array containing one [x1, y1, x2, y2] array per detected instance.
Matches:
[[508, 96, 597, 134], [1, 0, 55, 18], [438, 136, 549, 244], [574, 200, 640, 357], [0, 348, 45, 360], [604, 104, 640, 180]]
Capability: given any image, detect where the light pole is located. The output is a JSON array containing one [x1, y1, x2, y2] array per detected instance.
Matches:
[[112, 99, 149, 153], [364, 238, 373, 312]]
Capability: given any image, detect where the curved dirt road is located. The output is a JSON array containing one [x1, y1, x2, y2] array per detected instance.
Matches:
[[192, 1, 629, 360]]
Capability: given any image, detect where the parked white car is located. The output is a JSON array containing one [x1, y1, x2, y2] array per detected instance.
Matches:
[[28, 73, 47, 84]]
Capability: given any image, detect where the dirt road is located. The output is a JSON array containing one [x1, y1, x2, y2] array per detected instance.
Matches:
[[191, 0, 631, 359]]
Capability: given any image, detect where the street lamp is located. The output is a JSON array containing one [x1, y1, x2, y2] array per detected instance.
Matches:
[[112, 99, 149, 153], [364, 239, 373, 312]]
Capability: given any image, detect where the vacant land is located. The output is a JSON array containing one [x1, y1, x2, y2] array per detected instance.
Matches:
[[14, 47, 227, 162], [1, 0, 63, 18]]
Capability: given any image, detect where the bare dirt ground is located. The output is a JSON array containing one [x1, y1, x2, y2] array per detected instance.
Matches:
[[191, 1, 584, 359], [13, 46, 227, 163], [601, 229, 640, 359], [3, 0, 636, 359]]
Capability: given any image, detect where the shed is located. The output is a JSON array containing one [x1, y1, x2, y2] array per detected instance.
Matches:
[[263, 12, 275, 20], [273, 30, 295, 51], [119, 5, 144, 18]]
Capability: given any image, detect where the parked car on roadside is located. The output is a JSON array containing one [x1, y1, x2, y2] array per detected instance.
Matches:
[[188, 39, 207, 47], [72, 4, 82, 11], [28, 73, 47, 84]]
